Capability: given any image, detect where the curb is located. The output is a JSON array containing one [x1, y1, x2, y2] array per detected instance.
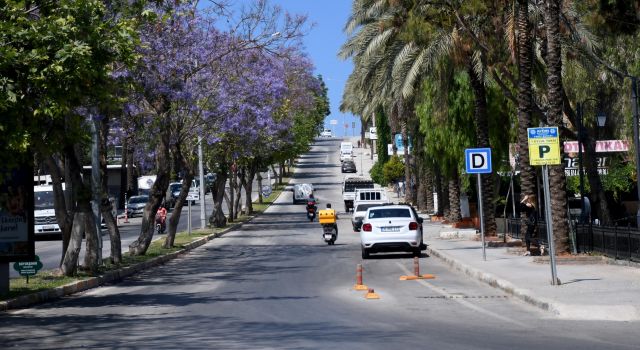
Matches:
[[0, 185, 288, 313], [427, 246, 557, 313]]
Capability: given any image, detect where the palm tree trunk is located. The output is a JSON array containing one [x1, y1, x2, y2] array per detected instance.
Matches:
[[425, 167, 435, 214], [447, 170, 462, 222], [544, 0, 570, 253], [517, 0, 537, 238], [468, 64, 497, 235], [435, 168, 444, 216]]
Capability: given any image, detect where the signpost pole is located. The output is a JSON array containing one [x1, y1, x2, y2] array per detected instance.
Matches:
[[477, 174, 486, 261], [542, 165, 559, 285]]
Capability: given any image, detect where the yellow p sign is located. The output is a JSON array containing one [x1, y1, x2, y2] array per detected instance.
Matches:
[[528, 127, 561, 166]]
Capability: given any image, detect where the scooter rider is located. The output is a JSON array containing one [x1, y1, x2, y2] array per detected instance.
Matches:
[[325, 203, 338, 237], [156, 204, 167, 233]]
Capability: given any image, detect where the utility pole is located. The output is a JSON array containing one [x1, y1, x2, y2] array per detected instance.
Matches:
[[198, 136, 206, 229]]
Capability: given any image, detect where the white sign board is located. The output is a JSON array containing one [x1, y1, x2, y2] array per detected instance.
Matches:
[[186, 192, 200, 201], [369, 127, 378, 140], [330, 119, 338, 125]]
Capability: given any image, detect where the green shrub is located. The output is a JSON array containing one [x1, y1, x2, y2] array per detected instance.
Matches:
[[369, 160, 385, 185], [382, 155, 405, 184]]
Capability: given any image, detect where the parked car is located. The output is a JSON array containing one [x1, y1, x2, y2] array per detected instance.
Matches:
[[126, 195, 148, 218], [166, 182, 182, 208], [320, 130, 333, 137], [359, 204, 425, 259], [351, 202, 386, 232], [341, 160, 357, 173]]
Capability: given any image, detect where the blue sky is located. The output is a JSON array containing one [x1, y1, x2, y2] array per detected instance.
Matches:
[[269, 0, 359, 137]]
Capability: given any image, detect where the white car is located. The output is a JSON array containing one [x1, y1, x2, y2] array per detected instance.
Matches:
[[351, 202, 387, 232], [359, 204, 425, 259], [320, 130, 332, 137]]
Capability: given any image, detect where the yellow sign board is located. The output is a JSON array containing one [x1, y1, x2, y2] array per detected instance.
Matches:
[[528, 127, 561, 166]]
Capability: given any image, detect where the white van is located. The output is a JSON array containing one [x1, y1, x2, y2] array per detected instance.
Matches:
[[34, 184, 64, 237], [340, 142, 353, 162]]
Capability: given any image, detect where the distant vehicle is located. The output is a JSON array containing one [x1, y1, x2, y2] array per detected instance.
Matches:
[[351, 202, 386, 232], [34, 185, 63, 239], [137, 175, 156, 196], [351, 189, 389, 231], [340, 142, 353, 154], [342, 176, 374, 212], [126, 195, 148, 217], [341, 160, 357, 173], [360, 204, 425, 259], [166, 179, 198, 208], [320, 129, 333, 137], [340, 153, 353, 162], [292, 183, 314, 204]]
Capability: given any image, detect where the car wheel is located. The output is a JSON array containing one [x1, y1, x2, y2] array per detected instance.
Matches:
[[361, 246, 370, 259]]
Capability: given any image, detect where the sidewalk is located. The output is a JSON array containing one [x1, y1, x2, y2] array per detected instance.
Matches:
[[348, 139, 640, 321], [422, 222, 640, 321]]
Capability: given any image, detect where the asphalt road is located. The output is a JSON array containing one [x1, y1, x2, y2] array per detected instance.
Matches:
[[1, 138, 637, 349], [19, 172, 275, 278]]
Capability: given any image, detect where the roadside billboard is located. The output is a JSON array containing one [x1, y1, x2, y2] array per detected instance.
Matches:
[[1, 164, 35, 263]]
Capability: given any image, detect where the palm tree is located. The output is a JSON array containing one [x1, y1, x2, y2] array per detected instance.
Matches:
[[543, 0, 569, 252]]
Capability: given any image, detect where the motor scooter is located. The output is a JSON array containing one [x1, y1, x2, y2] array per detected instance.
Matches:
[[306, 200, 317, 222], [155, 214, 166, 235], [318, 207, 337, 245], [322, 224, 337, 245]]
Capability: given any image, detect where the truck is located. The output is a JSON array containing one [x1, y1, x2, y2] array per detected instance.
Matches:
[[34, 184, 63, 238], [137, 175, 157, 196], [342, 176, 374, 212]]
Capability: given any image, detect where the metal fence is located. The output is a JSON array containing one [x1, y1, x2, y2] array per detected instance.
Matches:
[[506, 217, 640, 262], [575, 224, 640, 263]]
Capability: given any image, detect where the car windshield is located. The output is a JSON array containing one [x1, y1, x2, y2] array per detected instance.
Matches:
[[34, 191, 55, 210], [355, 203, 383, 212], [170, 184, 181, 192], [344, 182, 374, 192], [368, 208, 411, 219], [129, 196, 148, 204]]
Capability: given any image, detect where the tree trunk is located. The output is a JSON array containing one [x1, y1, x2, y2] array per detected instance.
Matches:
[[517, 0, 536, 199], [210, 170, 228, 228], [46, 155, 73, 265], [129, 123, 171, 256], [544, 0, 570, 253], [425, 167, 435, 214], [584, 134, 611, 224], [257, 172, 263, 204], [243, 163, 257, 215], [234, 170, 243, 219], [99, 114, 121, 264], [60, 211, 86, 276], [227, 172, 235, 223], [447, 171, 462, 223], [517, 0, 537, 238], [441, 174, 450, 219], [164, 171, 195, 248], [469, 63, 497, 235]]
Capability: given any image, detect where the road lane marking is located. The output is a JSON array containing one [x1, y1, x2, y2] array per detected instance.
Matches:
[[396, 262, 527, 327]]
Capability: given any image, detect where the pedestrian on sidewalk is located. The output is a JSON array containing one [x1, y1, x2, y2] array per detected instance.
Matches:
[[520, 194, 538, 256]]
